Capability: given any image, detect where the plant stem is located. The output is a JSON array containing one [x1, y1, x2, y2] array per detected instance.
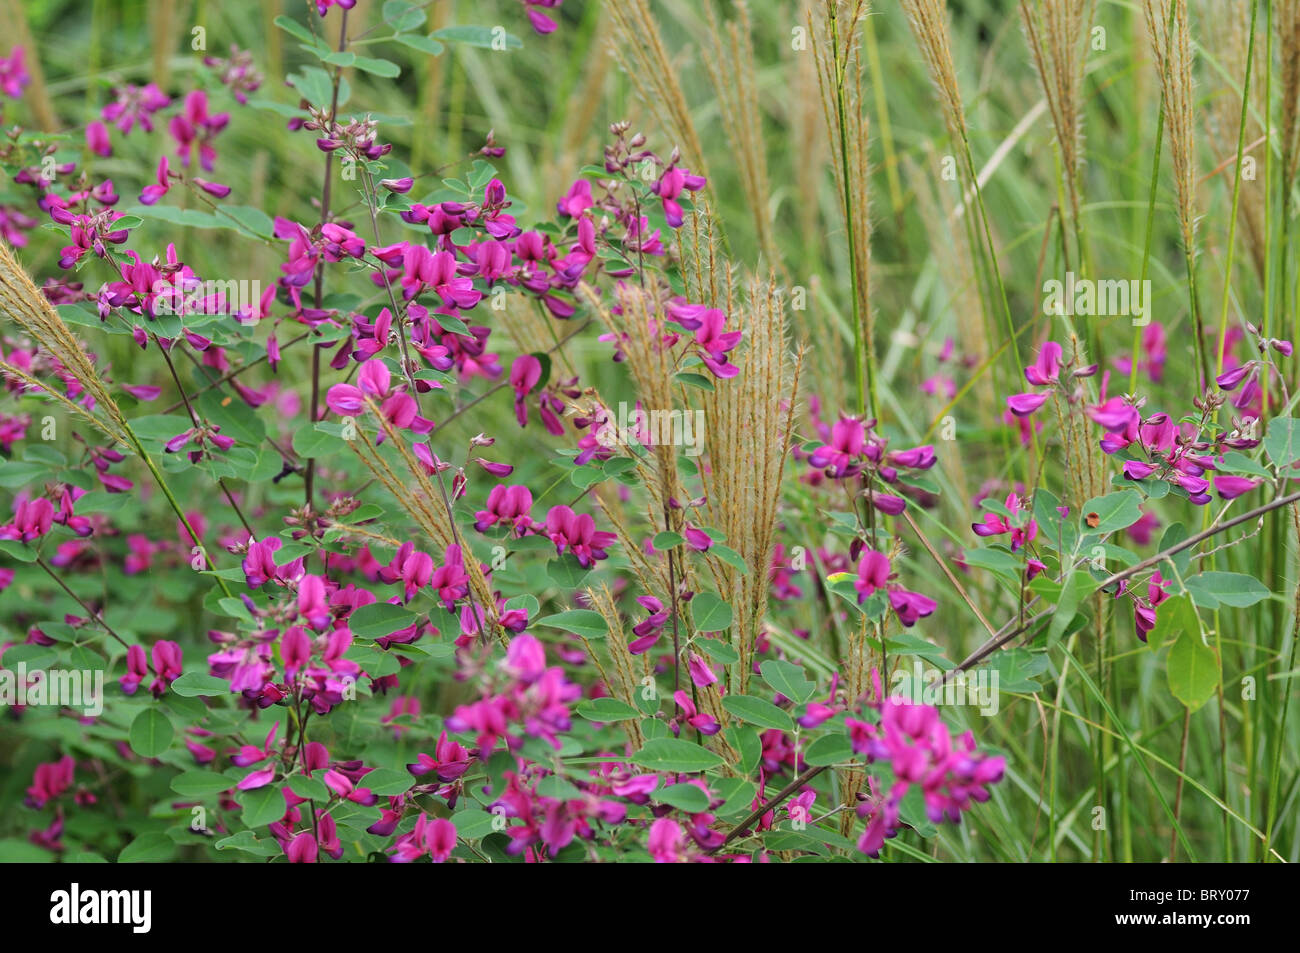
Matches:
[[306, 7, 350, 508], [35, 555, 129, 648]]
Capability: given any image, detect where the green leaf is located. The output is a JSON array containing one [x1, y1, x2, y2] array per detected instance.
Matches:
[[546, 555, 590, 589], [674, 371, 715, 391], [1264, 417, 1300, 468], [239, 784, 286, 828], [986, 649, 1050, 693], [353, 55, 401, 78], [1218, 451, 1272, 478], [695, 638, 739, 665], [709, 544, 749, 574], [1149, 595, 1199, 650], [653, 531, 685, 550], [1184, 572, 1270, 610], [71, 489, 130, 514], [383, 0, 427, 31], [125, 203, 224, 230], [287, 776, 330, 801], [288, 66, 334, 106], [721, 694, 795, 731], [451, 809, 495, 840], [534, 609, 608, 639], [118, 833, 176, 863], [432, 25, 523, 49], [362, 767, 413, 796], [273, 14, 321, 47], [170, 672, 230, 697], [128, 708, 174, 758], [394, 33, 446, 55], [804, 732, 853, 766], [0, 539, 36, 562], [1080, 490, 1143, 534], [654, 783, 710, 813], [223, 205, 275, 239], [1158, 522, 1193, 578], [960, 547, 1023, 580], [713, 777, 758, 816], [215, 831, 281, 856], [348, 602, 418, 640], [0, 460, 53, 487], [760, 659, 815, 704], [1166, 629, 1220, 712], [323, 50, 356, 67], [1048, 568, 1093, 645], [171, 770, 236, 797], [576, 697, 641, 722], [633, 738, 724, 773], [1034, 488, 1076, 552], [691, 592, 733, 632]]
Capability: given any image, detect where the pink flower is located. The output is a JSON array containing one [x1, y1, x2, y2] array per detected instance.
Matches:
[[24, 756, 74, 809], [542, 505, 616, 567], [888, 589, 938, 627], [971, 494, 1037, 551], [139, 156, 172, 205], [674, 690, 720, 735], [1006, 392, 1050, 417], [556, 179, 592, 217], [1024, 341, 1063, 386], [102, 83, 170, 134], [853, 550, 892, 603], [120, 641, 182, 697], [85, 121, 112, 157], [286, 831, 318, 863], [1214, 473, 1259, 500], [647, 817, 688, 862], [474, 484, 534, 534], [650, 165, 706, 228], [389, 813, 457, 863], [0, 46, 30, 99]]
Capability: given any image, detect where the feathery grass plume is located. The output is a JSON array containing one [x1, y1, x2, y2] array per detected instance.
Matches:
[[574, 279, 702, 688], [583, 584, 648, 750], [579, 281, 691, 529], [349, 401, 501, 642], [702, 0, 781, 271], [1204, 0, 1268, 281], [1144, 0, 1209, 380], [0, 241, 129, 444], [898, 0, 1027, 396], [0, 241, 231, 593], [606, 0, 708, 175], [899, 0, 968, 146], [809, 0, 875, 416], [1276, 0, 1300, 373], [787, 17, 843, 399], [1145, 0, 1198, 250], [701, 276, 803, 694], [904, 151, 984, 404], [838, 613, 874, 834], [1280, 0, 1300, 187], [1018, 0, 1097, 258], [675, 203, 738, 314], [791, 25, 830, 261], [674, 210, 803, 692]]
